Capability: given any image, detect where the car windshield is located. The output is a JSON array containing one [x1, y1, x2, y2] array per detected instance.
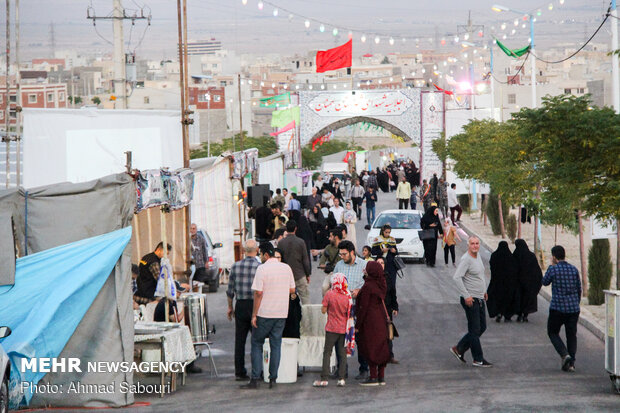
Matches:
[[373, 213, 421, 229]]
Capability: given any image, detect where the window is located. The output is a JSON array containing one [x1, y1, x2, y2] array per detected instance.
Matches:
[[0, 111, 3, 120], [28, 94, 37, 103], [212, 63, 218, 69], [198, 94, 209, 102], [9, 95, 16, 103], [578, 88, 585, 94], [213, 95, 221, 102], [564, 88, 572, 94], [220, 81, 227, 87], [9, 110, 16, 119], [144, 96, 150, 104], [47, 93, 54, 103], [59, 92, 65, 101], [0, 95, 2, 103], [508, 94, 516, 104]]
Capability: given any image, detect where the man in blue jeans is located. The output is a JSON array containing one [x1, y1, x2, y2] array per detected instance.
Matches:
[[542, 245, 581, 372], [363, 186, 378, 227], [241, 242, 296, 389], [450, 237, 493, 367]]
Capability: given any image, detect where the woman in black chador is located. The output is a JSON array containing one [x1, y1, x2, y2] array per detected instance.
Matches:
[[377, 167, 390, 193], [487, 241, 521, 323], [513, 239, 542, 322], [420, 206, 443, 267]]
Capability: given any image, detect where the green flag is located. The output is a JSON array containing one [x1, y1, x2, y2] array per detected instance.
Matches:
[[271, 106, 300, 128], [495, 38, 530, 58], [260, 92, 291, 108]]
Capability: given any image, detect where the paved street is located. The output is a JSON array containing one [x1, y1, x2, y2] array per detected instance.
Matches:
[[131, 192, 618, 412]]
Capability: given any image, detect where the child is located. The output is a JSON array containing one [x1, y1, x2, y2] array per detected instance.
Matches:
[[361, 245, 373, 261], [313, 273, 352, 388]]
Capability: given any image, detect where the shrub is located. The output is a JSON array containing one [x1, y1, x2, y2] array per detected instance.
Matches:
[[505, 213, 517, 242], [588, 238, 613, 305], [457, 194, 470, 213], [486, 191, 509, 236]]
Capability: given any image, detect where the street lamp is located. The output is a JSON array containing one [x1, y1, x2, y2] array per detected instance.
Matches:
[[492, 4, 536, 108]]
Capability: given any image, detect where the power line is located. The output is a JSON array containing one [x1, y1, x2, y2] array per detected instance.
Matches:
[[531, 8, 611, 64], [492, 52, 531, 85]]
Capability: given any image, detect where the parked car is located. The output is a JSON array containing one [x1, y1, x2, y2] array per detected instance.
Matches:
[[366, 209, 424, 263], [0, 326, 11, 413], [191, 229, 223, 292]]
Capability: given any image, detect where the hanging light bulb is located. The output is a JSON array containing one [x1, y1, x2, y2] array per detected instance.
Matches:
[[320, 24, 326, 33], [559, 0, 564, 4], [308, 85, 313, 90], [514, 18, 519, 26], [295, 85, 300, 90], [537, 9, 542, 16], [321, 84, 325, 90], [522, 23, 526, 28], [548, 3, 553, 10], [333, 28, 339, 36], [421, 68, 426, 73], [502, 34, 507, 40], [257, 1, 264, 10], [433, 64, 437, 70], [501, 23, 507, 30], [304, 20, 310, 29], [348, 31, 353, 40], [361, 34, 367, 43], [464, 33, 470, 40], [241, 0, 247, 5], [283, 84, 288, 89], [288, 14, 293, 21], [454, 35, 460, 43], [375, 36, 380, 44], [463, 52, 468, 58], [271, 83, 275, 88], [273, 8, 278, 17], [248, 80, 252, 85], [260, 81, 264, 87], [388, 37, 394, 45], [389, 77, 393, 82], [511, 29, 516, 35], [478, 30, 484, 37], [402, 37, 406, 44], [441, 38, 446, 46], [333, 85, 337, 89]]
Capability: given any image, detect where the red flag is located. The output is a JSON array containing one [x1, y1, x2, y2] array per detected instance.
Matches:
[[316, 40, 352, 73], [433, 83, 453, 96]]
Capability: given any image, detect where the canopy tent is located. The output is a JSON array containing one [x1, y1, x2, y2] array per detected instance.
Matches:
[[191, 156, 237, 269], [258, 152, 285, 192], [0, 173, 135, 408]]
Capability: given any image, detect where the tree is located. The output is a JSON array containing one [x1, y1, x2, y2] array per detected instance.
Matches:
[[91, 96, 101, 105], [301, 140, 362, 169], [588, 239, 613, 305], [68, 96, 82, 105], [190, 133, 278, 159], [381, 56, 390, 64], [430, 132, 448, 180]]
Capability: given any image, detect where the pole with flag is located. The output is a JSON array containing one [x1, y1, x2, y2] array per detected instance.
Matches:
[[316, 39, 352, 73]]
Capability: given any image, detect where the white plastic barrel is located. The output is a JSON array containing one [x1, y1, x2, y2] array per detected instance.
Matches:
[[263, 338, 300, 383]]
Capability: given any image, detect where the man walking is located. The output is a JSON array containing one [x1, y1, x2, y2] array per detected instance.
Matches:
[[542, 245, 581, 372], [190, 223, 209, 284], [450, 237, 493, 367], [333, 240, 369, 379], [396, 176, 412, 210], [227, 240, 260, 381], [277, 220, 312, 305], [448, 183, 462, 224], [437, 178, 449, 218], [319, 229, 343, 275], [362, 186, 378, 228], [350, 179, 365, 220], [241, 243, 296, 389]]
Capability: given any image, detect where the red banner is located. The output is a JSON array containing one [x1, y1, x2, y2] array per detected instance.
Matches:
[[316, 40, 352, 73]]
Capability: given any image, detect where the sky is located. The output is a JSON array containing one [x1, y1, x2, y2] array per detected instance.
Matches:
[[10, 0, 613, 61]]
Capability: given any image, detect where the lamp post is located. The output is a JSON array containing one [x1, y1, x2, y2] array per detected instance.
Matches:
[[492, 4, 536, 108], [612, 0, 620, 112]]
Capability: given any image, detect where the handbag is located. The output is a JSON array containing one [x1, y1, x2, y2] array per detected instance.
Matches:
[[393, 255, 406, 271], [418, 228, 435, 240], [382, 300, 399, 340]]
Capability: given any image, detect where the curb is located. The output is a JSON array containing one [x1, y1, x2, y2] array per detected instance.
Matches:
[[458, 221, 605, 343]]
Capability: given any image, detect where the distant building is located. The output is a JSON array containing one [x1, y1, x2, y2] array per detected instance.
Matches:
[[184, 39, 222, 56], [0, 82, 68, 125]]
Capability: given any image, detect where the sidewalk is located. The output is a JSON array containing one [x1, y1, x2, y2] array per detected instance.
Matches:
[[457, 210, 607, 342]]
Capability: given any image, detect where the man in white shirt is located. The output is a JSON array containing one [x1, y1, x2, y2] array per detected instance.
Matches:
[[350, 179, 365, 219], [241, 242, 296, 389], [448, 183, 462, 224], [329, 197, 345, 224]]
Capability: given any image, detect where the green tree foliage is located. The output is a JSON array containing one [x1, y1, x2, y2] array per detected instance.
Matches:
[[68, 96, 82, 105], [430, 132, 448, 165], [486, 190, 510, 236], [505, 213, 518, 242], [301, 140, 362, 169], [587, 239, 613, 305], [190, 133, 278, 159], [457, 194, 470, 213]]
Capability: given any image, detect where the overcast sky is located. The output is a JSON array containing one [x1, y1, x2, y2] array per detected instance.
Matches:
[[12, 0, 612, 60]]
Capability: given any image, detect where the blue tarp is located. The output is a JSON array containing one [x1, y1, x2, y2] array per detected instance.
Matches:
[[0, 227, 132, 407]]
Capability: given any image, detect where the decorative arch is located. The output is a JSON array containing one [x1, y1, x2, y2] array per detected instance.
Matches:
[[309, 116, 411, 144]]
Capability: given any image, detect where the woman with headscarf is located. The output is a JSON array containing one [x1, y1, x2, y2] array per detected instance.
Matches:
[[487, 241, 521, 323], [309, 204, 329, 249], [376, 256, 399, 364], [377, 167, 390, 193], [289, 209, 313, 262], [343, 201, 357, 249], [356, 261, 390, 386], [513, 239, 542, 322], [420, 206, 443, 267], [371, 224, 399, 285]]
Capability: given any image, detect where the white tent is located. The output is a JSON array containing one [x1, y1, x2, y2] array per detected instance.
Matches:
[[191, 156, 237, 269], [258, 152, 285, 192], [22, 108, 183, 189]]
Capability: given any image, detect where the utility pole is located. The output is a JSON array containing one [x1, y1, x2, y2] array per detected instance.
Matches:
[[611, 0, 620, 289], [49, 21, 56, 57], [238, 73, 244, 151], [4, 0, 11, 189], [15, 0, 20, 187], [87, 1, 149, 109]]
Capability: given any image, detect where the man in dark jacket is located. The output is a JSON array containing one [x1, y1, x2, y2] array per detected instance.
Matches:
[[277, 220, 311, 304], [136, 242, 172, 303]]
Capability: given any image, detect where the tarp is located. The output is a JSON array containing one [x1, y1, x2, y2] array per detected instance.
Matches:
[[271, 107, 300, 128], [0, 173, 136, 408], [494, 38, 530, 58], [258, 153, 285, 192], [22, 108, 183, 189], [0, 228, 132, 408], [191, 157, 237, 269]]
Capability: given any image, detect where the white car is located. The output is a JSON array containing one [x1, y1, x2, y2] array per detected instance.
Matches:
[[0, 326, 11, 413], [366, 209, 425, 262]]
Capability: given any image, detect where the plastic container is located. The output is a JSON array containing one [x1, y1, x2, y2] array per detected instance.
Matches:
[[263, 338, 300, 383]]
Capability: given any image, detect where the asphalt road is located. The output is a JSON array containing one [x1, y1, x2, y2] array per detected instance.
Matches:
[[130, 192, 618, 412]]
